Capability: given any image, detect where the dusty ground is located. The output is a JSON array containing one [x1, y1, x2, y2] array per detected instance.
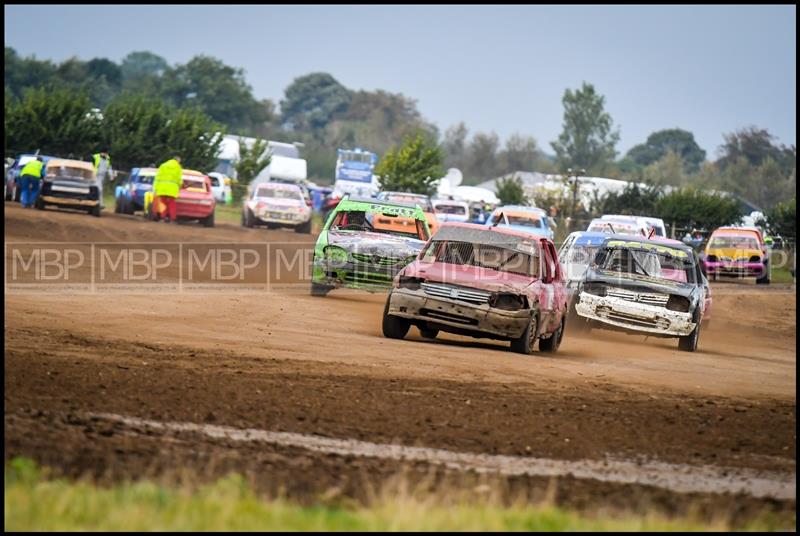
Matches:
[[4, 204, 797, 524]]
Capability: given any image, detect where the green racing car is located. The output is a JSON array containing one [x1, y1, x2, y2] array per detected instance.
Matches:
[[310, 195, 431, 296]]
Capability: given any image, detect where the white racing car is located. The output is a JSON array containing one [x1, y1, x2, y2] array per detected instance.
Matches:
[[242, 181, 312, 233]]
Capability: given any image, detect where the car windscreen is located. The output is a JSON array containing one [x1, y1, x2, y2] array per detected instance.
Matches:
[[182, 177, 208, 191], [421, 240, 539, 278], [589, 221, 638, 234], [257, 186, 302, 200], [595, 245, 696, 284], [709, 236, 759, 250], [137, 175, 155, 185], [330, 209, 428, 240], [488, 213, 544, 229], [386, 194, 433, 212], [435, 204, 467, 215], [46, 165, 94, 181]]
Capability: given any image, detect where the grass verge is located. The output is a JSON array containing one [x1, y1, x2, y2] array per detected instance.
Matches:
[[4, 458, 790, 531]]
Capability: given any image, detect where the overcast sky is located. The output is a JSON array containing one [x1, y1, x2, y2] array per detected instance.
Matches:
[[5, 4, 796, 156]]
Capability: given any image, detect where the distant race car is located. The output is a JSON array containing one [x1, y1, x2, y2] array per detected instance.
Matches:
[[37, 158, 101, 217], [310, 195, 431, 296], [5, 153, 54, 202], [586, 217, 647, 237], [484, 205, 554, 240], [432, 199, 470, 223], [115, 167, 156, 214], [241, 181, 312, 233], [375, 191, 439, 236], [145, 169, 216, 227], [383, 222, 568, 354], [601, 214, 666, 237], [571, 235, 708, 351], [702, 226, 769, 284], [207, 172, 233, 204]]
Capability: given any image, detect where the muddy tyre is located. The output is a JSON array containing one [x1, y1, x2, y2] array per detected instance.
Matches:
[[382, 294, 410, 339], [242, 208, 254, 228], [310, 281, 333, 297], [89, 204, 101, 217], [539, 317, 564, 353], [756, 264, 770, 285], [510, 314, 538, 355], [202, 211, 215, 228], [419, 327, 438, 339], [295, 219, 312, 234], [678, 321, 700, 352]]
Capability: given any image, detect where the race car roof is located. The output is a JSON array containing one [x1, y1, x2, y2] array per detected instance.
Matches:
[[433, 222, 544, 252], [600, 235, 694, 259], [338, 196, 427, 219]]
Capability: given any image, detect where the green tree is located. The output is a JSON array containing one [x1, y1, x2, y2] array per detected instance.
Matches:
[[591, 182, 663, 216], [4, 47, 58, 99], [232, 138, 272, 202], [375, 133, 443, 196], [551, 82, 620, 175], [495, 174, 528, 205], [765, 197, 796, 243], [717, 126, 795, 174], [443, 122, 469, 171], [642, 150, 687, 187], [466, 131, 500, 181], [655, 188, 742, 232], [625, 128, 706, 173], [280, 72, 352, 132], [161, 55, 272, 133], [120, 51, 169, 80], [498, 133, 542, 175], [5, 87, 101, 158]]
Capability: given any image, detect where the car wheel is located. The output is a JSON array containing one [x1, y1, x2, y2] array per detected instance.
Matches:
[[295, 219, 312, 234], [756, 263, 770, 285], [678, 319, 700, 352], [114, 198, 122, 213], [34, 196, 45, 210], [202, 211, 215, 228], [510, 313, 538, 355], [14, 184, 21, 203], [90, 204, 101, 217], [5, 185, 12, 201], [382, 293, 410, 339], [310, 281, 333, 297], [539, 317, 564, 353], [419, 326, 438, 339]]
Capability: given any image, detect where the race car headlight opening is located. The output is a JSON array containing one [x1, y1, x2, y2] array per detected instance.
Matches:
[[398, 276, 423, 290], [582, 283, 606, 297], [706, 255, 717, 262], [666, 295, 690, 312], [489, 292, 527, 311], [749, 255, 761, 263], [323, 246, 349, 264]]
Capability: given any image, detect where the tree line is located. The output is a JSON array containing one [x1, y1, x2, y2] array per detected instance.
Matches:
[[4, 47, 796, 213]]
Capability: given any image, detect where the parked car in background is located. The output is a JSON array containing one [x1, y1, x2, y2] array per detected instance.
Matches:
[[383, 222, 567, 354], [432, 199, 471, 223], [6, 153, 54, 202], [36, 158, 101, 217], [145, 170, 216, 227], [115, 167, 156, 214], [484, 205, 554, 240], [241, 181, 312, 233], [571, 236, 708, 351], [702, 227, 769, 284], [376, 191, 439, 236], [586, 217, 647, 236], [207, 172, 232, 204], [310, 195, 431, 296]]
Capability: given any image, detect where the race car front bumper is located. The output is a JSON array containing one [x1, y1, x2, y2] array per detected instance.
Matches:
[[575, 292, 695, 337], [387, 287, 530, 339], [703, 260, 765, 277], [312, 260, 399, 291]]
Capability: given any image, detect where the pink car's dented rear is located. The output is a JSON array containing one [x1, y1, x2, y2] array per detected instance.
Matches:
[[382, 222, 568, 354]]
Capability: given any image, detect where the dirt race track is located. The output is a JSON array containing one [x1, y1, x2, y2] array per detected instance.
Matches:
[[4, 203, 797, 525]]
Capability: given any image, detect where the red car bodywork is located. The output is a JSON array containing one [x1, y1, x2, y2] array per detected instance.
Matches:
[[384, 222, 568, 352], [176, 171, 216, 222]]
